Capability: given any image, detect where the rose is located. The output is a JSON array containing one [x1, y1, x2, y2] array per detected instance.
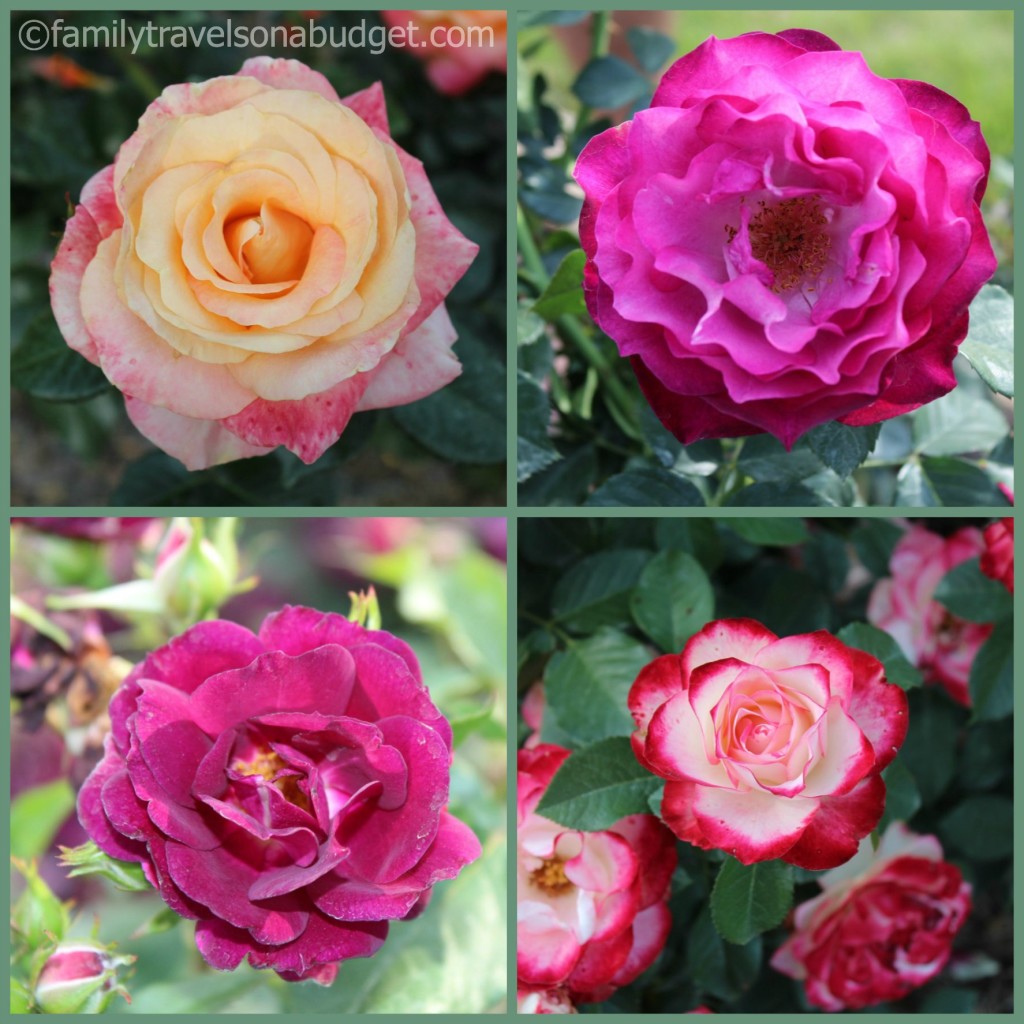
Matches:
[[517, 744, 676, 1003], [77, 605, 480, 983], [867, 524, 992, 705], [50, 57, 477, 470], [517, 985, 577, 1014], [771, 822, 971, 1010], [575, 30, 996, 448], [33, 943, 134, 1014], [381, 11, 507, 96], [981, 517, 1014, 593], [629, 619, 908, 869]]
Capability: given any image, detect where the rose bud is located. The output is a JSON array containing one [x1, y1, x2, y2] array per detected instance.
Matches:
[[33, 942, 134, 1014], [629, 619, 907, 869], [576, 31, 995, 447], [868, 524, 992, 705], [517, 985, 577, 1014], [771, 822, 971, 1010], [50, 58, 477, 469], [517, 745, 676, 1004], [77, 605, 480, 983]]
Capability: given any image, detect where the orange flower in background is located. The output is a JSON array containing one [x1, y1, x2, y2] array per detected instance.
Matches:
[[381, 10, 507, 96], [29, 55, 113, 92]]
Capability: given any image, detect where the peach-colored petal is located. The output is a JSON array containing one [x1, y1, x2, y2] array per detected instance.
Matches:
[[801, 702, 876, 798], [645, 693, 731, 787], [125, 398, 273, 470], [81, 235, 255, 419], [357, 303, 461, 410]]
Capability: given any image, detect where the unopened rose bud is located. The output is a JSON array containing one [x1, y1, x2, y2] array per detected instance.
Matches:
[[34, 942, 134, 1014], [154, 518, 237, 627]]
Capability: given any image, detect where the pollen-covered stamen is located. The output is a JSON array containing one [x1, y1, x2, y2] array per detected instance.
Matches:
[[531, 856, 574, 896], [233, 747, 311, 812], [746, 196, 832, 293]]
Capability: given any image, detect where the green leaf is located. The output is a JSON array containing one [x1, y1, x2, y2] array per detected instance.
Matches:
[[940, 794, 1013, 861], [654, 518, 723, 572], [520, 183, 583, 225], [544, 628, 651, 746], [722, 518, 809, 546], [852, 519, 904, 577], [536, 737, 663, 830], [879, 757, 922, 831], [959, 284, 1014, 397], [519, 444, 599, 506], [710, 858, 794, 946], [911, 389, 1008, 457], [517, 302, 546, 347], [552, 548, 650, 633], [630, 549, 713, 652], [12, 313, 109, 402], [969, 620, 1013, 722], [586, 468, 704, 506], [899, 690, 959, 805], [934, 557, 1013, 624], [836, 622, 922, 690], [59, 840, 152, 892], [805, 421, 880, 477], [532, 250, 587, 320], [627, 27, 676, 72], [896, 457, 1008, 506], [439, 549, 507, 680], [725, 482, 825, 507], [10, 778, 75, 860], [687, 906, 762, 1001], [393, 334, 506, 464], [518, 371, 560, 482], [572, 55, 650, 109]]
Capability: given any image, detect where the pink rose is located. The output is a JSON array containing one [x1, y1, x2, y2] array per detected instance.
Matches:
[[629, 619, 907, 869], [981, 517, 1014, 594], [575, 31, 995, 447], [521, 682, 546, 749], [867, 524, 992, 705], [517, 744, 676, 1003], [381, 11, 507, 96], [77, 605, 480, 983], [771, 822, 971, 1010], [50, 58, 477, 470]]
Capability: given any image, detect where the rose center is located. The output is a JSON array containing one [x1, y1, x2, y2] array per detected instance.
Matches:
[[744, 721, 774, 755], [233, 747, 311, 812], [745, 196, 832, 293], [530, 857, 574, 896], [224, 203, 314, 284]]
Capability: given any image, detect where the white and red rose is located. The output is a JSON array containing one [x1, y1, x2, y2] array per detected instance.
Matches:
[[771, 821, 972, 1010], [629, 619, 908, 869]]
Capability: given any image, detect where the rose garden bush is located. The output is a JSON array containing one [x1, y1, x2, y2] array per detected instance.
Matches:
[[518, 12, 1013, 506], [517, 516, 1013, 1012]]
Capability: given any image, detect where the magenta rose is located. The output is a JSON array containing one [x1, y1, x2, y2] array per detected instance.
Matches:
[[77, 605, 480, 983], [575, 31, 996, 447], [517, 985, 577, 1014], [50, 58, 476, 470], [517, 744, 676, 1003], [771, 822, 971, 1010], [629, 619, 908, 869], [867, 524, 992, 705]]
